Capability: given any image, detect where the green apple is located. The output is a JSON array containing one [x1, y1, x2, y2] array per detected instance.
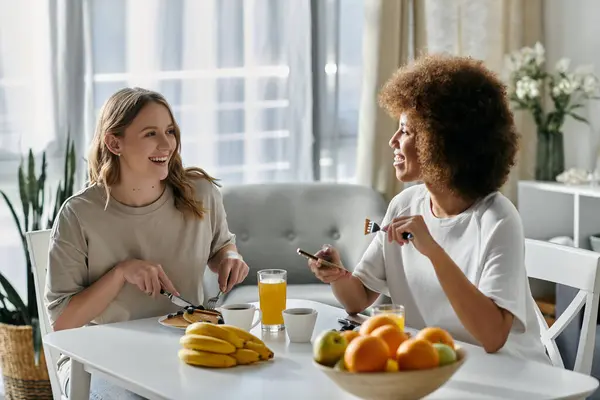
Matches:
[[313, 330, 348, 367], [433, 343, 457, 366]]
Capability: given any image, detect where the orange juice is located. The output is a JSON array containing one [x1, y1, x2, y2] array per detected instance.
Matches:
[[258, 278, 287, 326], [372, 304, 405, 332], [387, 314, 405, 332]]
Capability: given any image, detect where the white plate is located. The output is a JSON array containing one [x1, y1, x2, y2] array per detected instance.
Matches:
[[158, 314, 188, 330]]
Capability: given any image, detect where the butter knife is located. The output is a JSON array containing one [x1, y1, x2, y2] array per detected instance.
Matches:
[[160, 289, 195, 308]]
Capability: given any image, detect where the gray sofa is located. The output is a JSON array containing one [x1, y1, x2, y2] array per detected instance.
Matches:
[[202, 182, 389, 310]]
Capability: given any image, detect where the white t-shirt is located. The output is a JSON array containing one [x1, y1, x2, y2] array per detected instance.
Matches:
[[353, 184, 551, 365]]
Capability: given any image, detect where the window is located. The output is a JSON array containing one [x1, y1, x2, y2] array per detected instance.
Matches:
[[312, 0, 365, 183], [0, 0, 366, 298], [89, 0, 323, 185], [89, 0, 364, 185]]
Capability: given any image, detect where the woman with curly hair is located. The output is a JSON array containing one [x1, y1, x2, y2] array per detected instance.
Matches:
[[308, 54, 550, 364]]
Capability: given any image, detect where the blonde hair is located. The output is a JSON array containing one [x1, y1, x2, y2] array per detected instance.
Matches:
[[87, 87, 219, 218]]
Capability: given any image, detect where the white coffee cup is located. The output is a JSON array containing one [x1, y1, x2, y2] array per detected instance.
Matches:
[[219, 304, 262, 331], [282, 308, 318, 343]]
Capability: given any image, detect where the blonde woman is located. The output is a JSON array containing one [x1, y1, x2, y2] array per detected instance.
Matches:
[[45, 87, 249, 398]]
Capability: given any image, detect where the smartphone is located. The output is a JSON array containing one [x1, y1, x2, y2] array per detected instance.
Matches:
[[296, 248, 345, 270]]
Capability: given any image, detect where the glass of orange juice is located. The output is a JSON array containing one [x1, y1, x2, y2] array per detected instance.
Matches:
[[372, 304, 405, 332], [257, 269, 287, 332]]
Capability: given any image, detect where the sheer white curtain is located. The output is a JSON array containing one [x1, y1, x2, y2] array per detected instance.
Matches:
[[87, 0, 314, 185], [0, 1, 57, 303], [421, 0, 543, 202]]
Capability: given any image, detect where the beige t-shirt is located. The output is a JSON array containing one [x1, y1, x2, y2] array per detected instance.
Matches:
[[44, 176, 235, 327]]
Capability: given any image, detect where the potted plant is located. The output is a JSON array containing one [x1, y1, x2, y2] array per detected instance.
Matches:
[[505, 42, 600, 181], [0, 135, 76, 399]]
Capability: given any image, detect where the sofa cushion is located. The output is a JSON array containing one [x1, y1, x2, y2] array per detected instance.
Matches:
[[220, 183, 387, 287], [203, 183, 388, 305]]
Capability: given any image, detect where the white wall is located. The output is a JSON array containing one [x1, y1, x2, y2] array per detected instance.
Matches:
[[544, 0, 600, 172]]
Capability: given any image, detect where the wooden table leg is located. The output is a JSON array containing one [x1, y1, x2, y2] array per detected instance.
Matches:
[[69, 360, 91, 400]]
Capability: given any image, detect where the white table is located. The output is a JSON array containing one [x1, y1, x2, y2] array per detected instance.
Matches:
[[43, 299, 599, 400]]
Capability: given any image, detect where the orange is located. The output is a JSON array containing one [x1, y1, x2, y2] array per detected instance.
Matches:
[[340, 330, 360, 344], [344, 335, 390, 373], [359, 315, 398, 335], [416, 327, 455, 349], [370, 324, 409, 358], [396, 338, 439, 370]]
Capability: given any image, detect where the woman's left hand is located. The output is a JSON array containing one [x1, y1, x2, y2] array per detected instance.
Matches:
[[217, 258, 249, 293], [382, 216, 440, 258]]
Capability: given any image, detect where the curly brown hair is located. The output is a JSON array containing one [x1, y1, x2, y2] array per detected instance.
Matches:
[[379, 54, 519, 200]]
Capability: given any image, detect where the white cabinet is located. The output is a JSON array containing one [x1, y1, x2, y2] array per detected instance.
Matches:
[[518, 180, 600, 251], [518, 180, 600, 303]]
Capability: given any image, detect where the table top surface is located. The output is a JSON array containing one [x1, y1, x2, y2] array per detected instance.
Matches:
[[44, 299, 599, 400]]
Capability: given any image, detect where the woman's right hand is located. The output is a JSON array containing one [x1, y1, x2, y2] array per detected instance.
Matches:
[[115, 259, 178, 297], [307, 245, 351, 284]]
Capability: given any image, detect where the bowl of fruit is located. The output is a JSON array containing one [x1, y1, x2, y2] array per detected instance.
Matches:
[[313, 315, 466, 400]]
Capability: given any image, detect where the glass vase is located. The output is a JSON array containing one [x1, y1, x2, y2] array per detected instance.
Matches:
[[535, 129, 564, 181]]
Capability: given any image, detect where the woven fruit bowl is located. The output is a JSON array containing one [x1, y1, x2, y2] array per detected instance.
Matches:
[[314, 346, 466, 400]]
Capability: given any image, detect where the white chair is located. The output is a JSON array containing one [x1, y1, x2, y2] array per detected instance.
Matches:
[[25, 229, 66, 400], [525, 238, 600, 375]]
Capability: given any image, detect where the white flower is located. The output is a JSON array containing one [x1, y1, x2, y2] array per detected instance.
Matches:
[[533, 42, 545, 66], [555, 58, 571, 73], [582, 75, 599, 94], [520, 47, 535, 66], [516, 77, 540, 100], [556, 168, 589, 185], [552, 78, 576, 97]]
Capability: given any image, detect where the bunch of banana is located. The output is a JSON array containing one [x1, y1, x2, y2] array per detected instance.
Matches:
[[178, 322, 275, 368]]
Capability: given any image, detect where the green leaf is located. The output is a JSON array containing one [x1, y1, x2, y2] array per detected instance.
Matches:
[[37, 152, 47, 230], [0, 273, 29, 325], [63, 132, 70, 186], [27, 150, 37, 223], [0, 190, 34, 324], [26, 262, 37, 322], [48, 184, 62, 228], [18, 163, 29, 233], [568, 104, 584, 111], [68, 139, 76, 196], [570, 113, 590, 124], [0, 290, 8, 310], [0, 190, 25, 250]]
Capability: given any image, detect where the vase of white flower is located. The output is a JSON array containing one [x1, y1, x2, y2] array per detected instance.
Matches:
[[536, 128, 564, 181], [505, 42, 600, 181]]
